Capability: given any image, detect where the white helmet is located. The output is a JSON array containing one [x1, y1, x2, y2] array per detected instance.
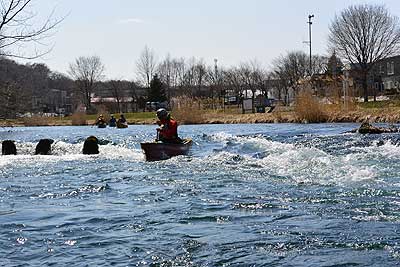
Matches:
[[156, 108, 168, 119]]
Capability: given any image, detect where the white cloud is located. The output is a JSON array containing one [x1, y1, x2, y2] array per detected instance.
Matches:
[[116, 18, 144, 24]]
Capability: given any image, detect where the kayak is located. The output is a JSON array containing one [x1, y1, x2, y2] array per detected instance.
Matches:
[[140, 139, 192, 161], [98, 123, 107, 128], [117, 122, 128, 128]]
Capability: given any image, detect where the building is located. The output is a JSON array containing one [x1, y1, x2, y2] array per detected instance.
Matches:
[[370, 55, 400, 95], [32, 88, 72, 115]]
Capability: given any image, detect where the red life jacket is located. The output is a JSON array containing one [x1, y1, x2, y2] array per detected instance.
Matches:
[[159, 119, 178, 140]]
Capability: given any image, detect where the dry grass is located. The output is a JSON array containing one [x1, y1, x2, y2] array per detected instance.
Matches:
[[22, 116, 52, 126], [295, 90, 328, 123], [71, 112, 87, 125], [171, 96, 206, 124]]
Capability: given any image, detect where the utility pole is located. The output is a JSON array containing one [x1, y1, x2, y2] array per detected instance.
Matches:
[[214, 58, 218, 109], [308, 14, 314, 76], [214, 58, 218, 80]]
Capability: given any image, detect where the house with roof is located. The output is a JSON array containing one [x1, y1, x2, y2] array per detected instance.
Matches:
[[369, 55, 400, 95]]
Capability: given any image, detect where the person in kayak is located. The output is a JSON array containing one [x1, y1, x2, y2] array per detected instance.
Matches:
[[118, 114, 127, 124], [156, 108, 181, 143], [109, 114, 117, 127], [95, 114, 107, 126]]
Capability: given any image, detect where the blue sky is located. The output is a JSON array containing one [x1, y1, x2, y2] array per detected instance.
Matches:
[[24, 0, 400, 80]]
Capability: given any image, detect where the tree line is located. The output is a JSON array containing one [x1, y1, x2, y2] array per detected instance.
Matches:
[[2, 1, 400, 119]]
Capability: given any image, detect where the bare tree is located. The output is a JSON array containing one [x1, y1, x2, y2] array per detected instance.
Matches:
[[312, 55, 329, 75], [68, 56, 105, 112], [204, 65, 218, 108], [194, 60, 207, 97], [128, 81, 139, 112], [0, 80, 30, 118], [108, 80, 125, 113], [136, 45, 157, 88], [328, 4, 400, 102], [273, 51, 308, 105], [0, 0, 64, 59], [223, 67, 244, 107], [180, 57, 207, 97], [237, 61, 265, 113], [157, 54, 172, 99]]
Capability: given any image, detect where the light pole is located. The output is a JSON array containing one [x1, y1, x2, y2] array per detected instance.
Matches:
[[214, 58, 218, 80], [342, 66, 349, 110], [308, 14, 314, 76], [214, 58, 218, 109]]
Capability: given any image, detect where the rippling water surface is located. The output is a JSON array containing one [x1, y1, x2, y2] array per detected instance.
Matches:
[[1, 123, 400, 266]]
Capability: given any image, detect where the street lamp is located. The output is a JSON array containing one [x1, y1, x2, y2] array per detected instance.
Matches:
[[308, 14, 314, 76], [214, 58, 218, 80], [342, 65, 350, 110], [214, 58, 219, 109]]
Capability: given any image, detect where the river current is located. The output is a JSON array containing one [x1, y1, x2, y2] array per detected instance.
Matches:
[[0, 123, 399, 266]]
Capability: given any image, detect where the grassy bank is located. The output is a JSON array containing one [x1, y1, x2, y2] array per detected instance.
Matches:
[[2, 101, 400, 127]]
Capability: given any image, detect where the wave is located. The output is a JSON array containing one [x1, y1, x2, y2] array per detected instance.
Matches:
[[200, 132, 400, 186], [0, 141, 144, 167], [2, 132, 400, 187]]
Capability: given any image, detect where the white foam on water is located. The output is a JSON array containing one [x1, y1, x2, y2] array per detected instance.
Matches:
[[206, 134, 380, 186], [205, 132, 235, 142], [99, 143, 144, 161], [361, 140, 400, 159], [0, 141, 144, 168]]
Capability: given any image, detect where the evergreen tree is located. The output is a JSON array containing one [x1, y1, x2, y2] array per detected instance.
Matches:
[[326, 52, 343, 77], [148, 74, 167, 102]]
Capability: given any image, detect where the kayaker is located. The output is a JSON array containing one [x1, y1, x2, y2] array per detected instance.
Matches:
[[95, 114, 107, 126], [156, 108, 181, 143], [109, 115, 117, 127], [118, 114, 127, 124]]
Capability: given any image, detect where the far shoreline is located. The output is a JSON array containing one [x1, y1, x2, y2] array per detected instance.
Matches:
[[1, 108, 400, 127]]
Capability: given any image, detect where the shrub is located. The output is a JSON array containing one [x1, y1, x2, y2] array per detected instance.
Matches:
[[23, 115, 51, 126], [294, 90, 328, 123], [171, 96, 205, 124], [71, 112, 87, 125]]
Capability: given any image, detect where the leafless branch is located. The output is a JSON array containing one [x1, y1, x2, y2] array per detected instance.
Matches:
[[0, 0, 65, 59]]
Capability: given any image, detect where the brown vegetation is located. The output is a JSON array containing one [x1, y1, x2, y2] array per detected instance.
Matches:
[[171, 97, 205, 124], [23, 116, 53, 126], [3, 101, 400, 127], [294, 90, 328, 123], [71, 112, 87, 126]]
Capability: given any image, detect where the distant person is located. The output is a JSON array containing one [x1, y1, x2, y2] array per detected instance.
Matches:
[[117, 114, 128, 128], [109, 115, 117, 127], [118, 114, 126, 124], [95, 114, 107, 127], [155, 108, 181, 143]]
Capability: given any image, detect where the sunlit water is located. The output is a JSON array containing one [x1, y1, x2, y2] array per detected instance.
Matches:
[[0, 124, 399, 266]]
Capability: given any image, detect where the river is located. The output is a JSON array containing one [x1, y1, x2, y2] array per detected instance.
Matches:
[[0, 123, 399, 266]]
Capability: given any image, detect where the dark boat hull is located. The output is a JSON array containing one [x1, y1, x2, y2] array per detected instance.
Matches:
[[141, 139, 192, 161], [117, 122, 128, 128]]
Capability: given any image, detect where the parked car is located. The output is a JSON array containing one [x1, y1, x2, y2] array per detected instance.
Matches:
[[145, 101, 168, 111]]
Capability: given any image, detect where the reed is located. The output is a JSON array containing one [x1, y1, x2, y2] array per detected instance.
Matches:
[[171, 96, 205, 124], [22, 115, 52, 126], [294, 90, 328, 123], [71, 112, 87, 125]]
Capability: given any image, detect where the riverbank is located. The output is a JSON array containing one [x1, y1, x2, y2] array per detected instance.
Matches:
[[1, 105, 400, 127], [184, 107, 400, 124]]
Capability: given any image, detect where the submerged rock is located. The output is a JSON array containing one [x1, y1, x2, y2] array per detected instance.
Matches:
[[83, 136, 99, 154], [356, 122, 398, 134], [2, 140, 17, 155], [35, 139, 54, 155]]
